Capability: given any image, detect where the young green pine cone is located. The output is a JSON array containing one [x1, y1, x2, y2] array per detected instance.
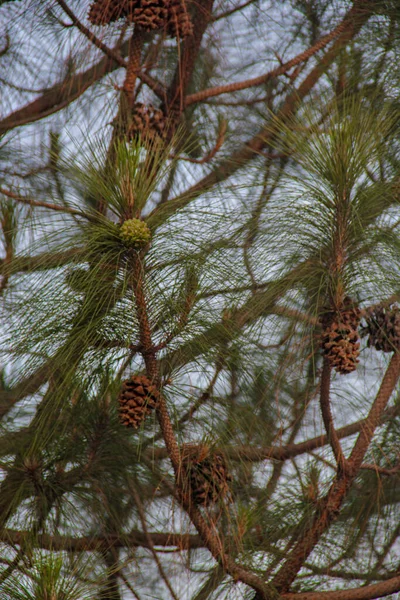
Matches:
[[120, 218, 151, 248]]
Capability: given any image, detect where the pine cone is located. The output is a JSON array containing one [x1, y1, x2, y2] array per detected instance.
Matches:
[[120, 218, 151, 248], [128, 103, 167, 144], [320, 298, 361, 374], [360, 304, 400, 352], [181, 445, 232, 506], [133, 0, 169, 30], [88, 0, 138, 25], [166, 0, 193, 38], [118, 375, 160, 428]]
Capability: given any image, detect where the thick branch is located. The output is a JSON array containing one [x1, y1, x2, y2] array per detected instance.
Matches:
[[349, 353, 400, 469], [0, 41, 163, 135], [0, 528, 204, 552], [166, 0, 214, 114], [272, 353, 400, 593], [0, 52, 123, 134], [281, 574, 400, 600]]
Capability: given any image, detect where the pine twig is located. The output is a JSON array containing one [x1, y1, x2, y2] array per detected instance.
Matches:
[[55, 0, 127, 67], [319, 358, 346, 469], [129, 482, 180, 600], [171, 119, 227, 164], [0, 187, 89, 219]]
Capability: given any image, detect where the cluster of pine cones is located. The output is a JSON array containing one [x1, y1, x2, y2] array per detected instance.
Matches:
[[117, 375, 231, 505], [88, 0, 193, 38], [320, 299, 400, 374]]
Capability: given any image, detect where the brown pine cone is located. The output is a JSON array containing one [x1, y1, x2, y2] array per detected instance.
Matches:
[[118, 375, 160, 428], [166, 0, 193, 38], [320, 297, 361, 374], [133, 0, 169, 30], [181, 445, 232, 506], [360, 304, 400, 352]]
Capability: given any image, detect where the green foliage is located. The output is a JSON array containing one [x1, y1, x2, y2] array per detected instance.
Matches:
[[1, 2, 400, 599], [1, 553, 97, 600]]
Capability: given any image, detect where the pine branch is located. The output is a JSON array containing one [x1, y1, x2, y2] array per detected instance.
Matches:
[[272, 353, 400, 593], [0, 40, 164, 135], [185, 11, 353, 106], [146, 404, 400, 463], [129, 254, 275, 600], [281, 574, 400, 600], [149, 2, 373, 230], [0, 528, 204, 552], [0, 187, 89, 219], [319, 358, 346, 468], [55, 0, 127, 67]]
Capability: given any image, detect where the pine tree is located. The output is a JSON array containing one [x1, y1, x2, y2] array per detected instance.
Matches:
[[0, 1, 400, 599]]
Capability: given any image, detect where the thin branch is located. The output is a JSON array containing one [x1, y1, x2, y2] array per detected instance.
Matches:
[[319, 358, 346, 468], [359, 462, 400, 476], [119, 572, 143, 600], [185, 13, 353, 106], [0, 187, 88, 219], [171, 119, 227, 164], [211, 0, 257, 21], [55, 0, 127, 67], [0, 248, 81, 277], [0, 34, 10, 58], [129, 482, 180, 600], [146, 404, 400, 463]]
